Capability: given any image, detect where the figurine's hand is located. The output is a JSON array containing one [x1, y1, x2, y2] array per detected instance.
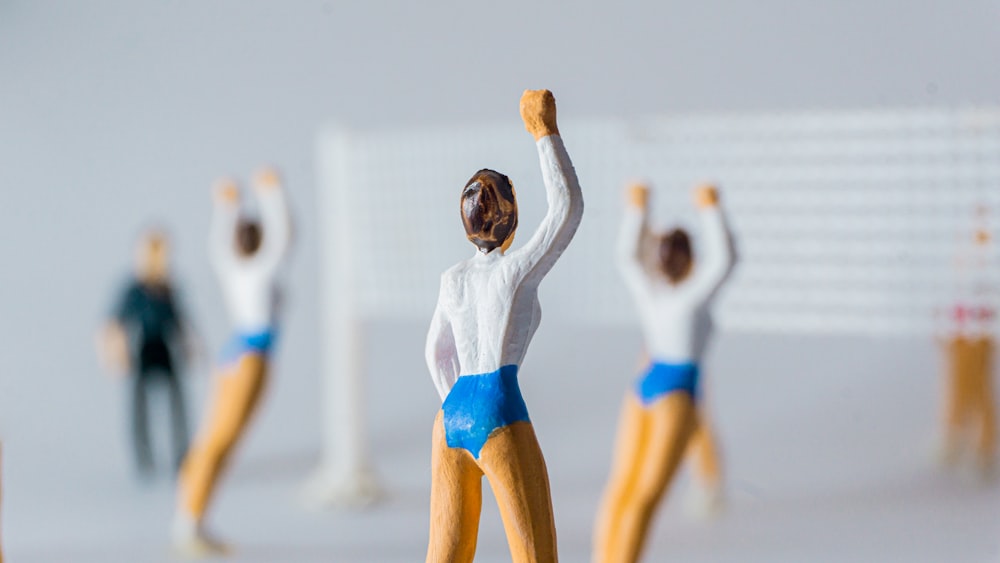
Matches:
[[253, 167, 282, 192], [520, 89, 559, 141], [626, 183, 650, 209], [98, 323, 130, 377], [213, 178, 240, 205], [694, 184, 719, 208]]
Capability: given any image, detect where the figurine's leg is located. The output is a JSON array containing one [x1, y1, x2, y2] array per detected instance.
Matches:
[[974, 338, 996, 473], [685, 411, 724, 516], [942, 337, 971, 463], [178, 354, 267, 521], [426, 411, 483, 563], [686, 412, 722, 490], [166, 372, 191, 472], [593, 393, 651, 563], [478, 421, 557, 563], [611, 392, 697, 563], [131, 372, 154, 475]]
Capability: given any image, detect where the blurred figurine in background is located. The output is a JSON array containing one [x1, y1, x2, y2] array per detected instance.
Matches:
[[99, 227, 194, 478], [424, 89, 583, 563], [937, 204, 997, 479], [173, 169, 292, 557], [593, 183, 736, 563]]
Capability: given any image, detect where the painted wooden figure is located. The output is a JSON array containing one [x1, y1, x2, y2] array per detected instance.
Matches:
[[100, 228, 194, 478], [424, 89, 584, 563], [173, 169, 292, 557], [593, 183, 736, 563], [938, 205, 996, 478]]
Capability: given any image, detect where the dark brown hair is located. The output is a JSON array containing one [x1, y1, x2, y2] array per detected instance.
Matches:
[[236, 219, 263, 256], [461, 169, 518, 253], [659, 228, 693, 284]]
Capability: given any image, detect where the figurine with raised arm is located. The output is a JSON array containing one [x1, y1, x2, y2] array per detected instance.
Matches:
[[99, 228, 193, 478], [424, 89, 583, 563], [593, 183, 736, 563], [173, 169, 292, 557]]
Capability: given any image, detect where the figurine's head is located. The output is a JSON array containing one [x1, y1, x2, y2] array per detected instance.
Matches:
[[236, 219, 263, 257], [658, 228, 693, 284], [136, 228, 170, 284], [461, 169, 518, 253]]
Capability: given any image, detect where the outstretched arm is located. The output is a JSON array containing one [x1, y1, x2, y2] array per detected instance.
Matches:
[[686, 185, 737, 300], [508, 89, 585, 285], [617, 184, 652, 297], [209, 178, 241, 274], [425, 297, 459, 402], [251, 167, 292, 274]]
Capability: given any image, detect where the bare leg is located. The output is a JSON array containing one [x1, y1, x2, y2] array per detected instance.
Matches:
[[609, 392, 697, 563], [593, 393, 651, 563], [686, 412, 722, 490], [478, 422, 557, 563], [685, 411, 724, 516], [178, 354, 267, 522], [942, 337, 972, 464], [426, 411, 483, 563], [973, 337, 996, 475]]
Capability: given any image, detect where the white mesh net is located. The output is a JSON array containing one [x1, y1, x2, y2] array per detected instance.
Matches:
[[320, 108, 1000, 335]]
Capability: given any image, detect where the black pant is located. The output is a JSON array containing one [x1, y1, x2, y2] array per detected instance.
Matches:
[[132, 343, 189, 475]]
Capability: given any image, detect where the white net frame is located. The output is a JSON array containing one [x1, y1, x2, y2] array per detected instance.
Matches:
[[308, 107, 1000, 502]]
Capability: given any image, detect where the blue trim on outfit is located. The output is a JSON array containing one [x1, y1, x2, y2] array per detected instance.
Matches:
[[442, 364, 531, 459], [634, 361, 700, 406], [220, 328, 276, 364]]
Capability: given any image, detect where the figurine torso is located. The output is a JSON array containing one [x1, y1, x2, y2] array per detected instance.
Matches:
[[634, 272, 719, 364], [441, 249, 542, 377], [216, 260, 281, 334]]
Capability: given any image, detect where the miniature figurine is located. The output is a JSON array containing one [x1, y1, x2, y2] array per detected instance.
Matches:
[[593, 183, 736, 563], [938, 205, 996, 478], [173, 169, 292, 557], [99, 228, 194, 478], [424, 89, 583, 563]]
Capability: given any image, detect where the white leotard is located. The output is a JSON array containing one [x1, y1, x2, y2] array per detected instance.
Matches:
[[425, 135, 584, 401], [618, 201, 736, 364], [209, 187, 291, 334]]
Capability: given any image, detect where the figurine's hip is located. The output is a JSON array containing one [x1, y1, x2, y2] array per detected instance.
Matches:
[[441, 365, 531, 459], [634, 361, 700, 406]]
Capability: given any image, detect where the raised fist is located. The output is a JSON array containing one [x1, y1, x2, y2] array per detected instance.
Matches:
[[694, 184, 719, 209], [626, 183, 650, 209], [213, 178, 239, 204], [520, 89, 559, 141], [254, 167, 282, 191]]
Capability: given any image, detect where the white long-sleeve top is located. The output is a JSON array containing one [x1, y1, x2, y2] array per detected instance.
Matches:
[[209, 187, 291, 334], [425, 135, 584, 401], [618, 202, 736, 364]]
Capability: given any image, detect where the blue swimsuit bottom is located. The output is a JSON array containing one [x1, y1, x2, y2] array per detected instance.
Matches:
[[442, 364, 531, 459], [220, 328, 276, 365], [634, 361, 700, 406]]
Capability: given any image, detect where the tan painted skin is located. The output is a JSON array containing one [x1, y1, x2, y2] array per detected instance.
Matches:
[[686, 413, 722, 491], [942, 336, 996, 473], [426, 412, 557, 563], [593, 393, 697, 563], [632, 350, 723, 492], [179, 353, 268, 520]]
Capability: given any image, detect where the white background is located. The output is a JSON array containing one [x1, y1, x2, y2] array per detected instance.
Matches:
[[2, 2, 1000, 561]]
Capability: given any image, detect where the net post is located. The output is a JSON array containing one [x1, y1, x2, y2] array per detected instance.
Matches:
[[301, 127, 383, 507]]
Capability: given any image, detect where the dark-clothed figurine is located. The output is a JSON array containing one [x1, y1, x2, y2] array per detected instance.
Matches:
[[100, 228, 193, 478]]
